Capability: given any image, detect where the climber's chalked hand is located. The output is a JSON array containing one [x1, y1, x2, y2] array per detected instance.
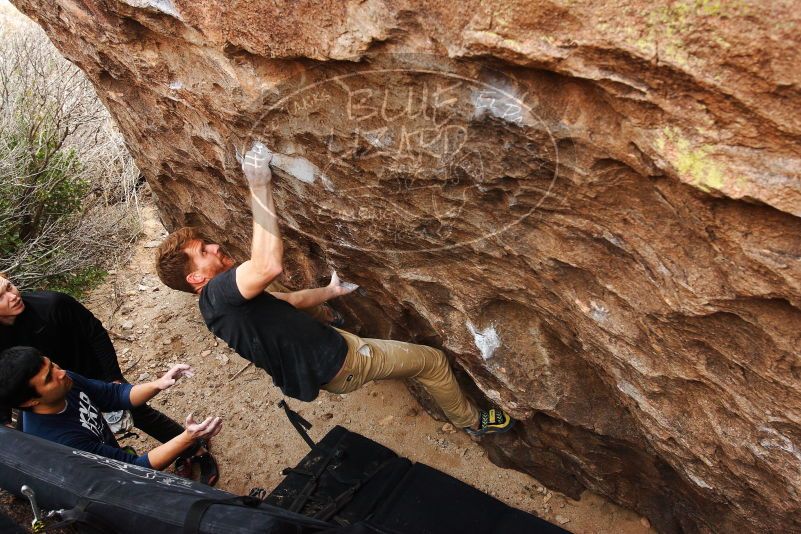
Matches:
[[328, 271, 359, 297], [242, 141, 273, 187]]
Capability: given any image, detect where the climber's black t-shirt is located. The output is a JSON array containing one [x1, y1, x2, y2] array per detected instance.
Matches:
[[199, 267, 347, 401]]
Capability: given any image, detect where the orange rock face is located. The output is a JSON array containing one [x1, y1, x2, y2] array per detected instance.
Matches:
[[11, 1, 801, 532]]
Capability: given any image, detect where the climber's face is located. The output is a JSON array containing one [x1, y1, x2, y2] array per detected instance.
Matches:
[[183, 239, 235, 289]]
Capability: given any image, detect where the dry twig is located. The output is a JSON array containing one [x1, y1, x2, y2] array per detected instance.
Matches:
[[229, 361, 254, 382]]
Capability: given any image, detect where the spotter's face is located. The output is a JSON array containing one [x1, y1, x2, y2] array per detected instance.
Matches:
[[0, 276, 24, 321], [25, 357, 73, 407]]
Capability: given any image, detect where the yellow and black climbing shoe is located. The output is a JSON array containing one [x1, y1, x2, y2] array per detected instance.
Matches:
[[466, 408, 515, 436]]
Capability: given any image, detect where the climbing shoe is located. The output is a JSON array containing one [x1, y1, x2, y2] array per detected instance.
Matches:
[[466, 408, 515, 436]]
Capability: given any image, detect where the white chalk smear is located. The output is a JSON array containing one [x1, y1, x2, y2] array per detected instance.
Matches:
[[271, 153, 316, 183], [575, 298, 609, 323], [485, 389, 502, 404], [685, 470, 713, 490], [121, 0, 182, 19], [617, 380, 645, 405], [362, 129, 392, 148], [757, 426, 801, 465], [169, 81, 184, 91], [470, 79, 534, 127], [467, 321, 501, 360], [270, 153, 335, 191], [589, 300, 609, 322]]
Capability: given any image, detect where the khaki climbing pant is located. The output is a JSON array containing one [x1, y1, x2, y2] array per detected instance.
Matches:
[[323, 329, 480, 429]]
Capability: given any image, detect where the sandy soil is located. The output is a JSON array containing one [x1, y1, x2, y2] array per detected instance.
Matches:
[[39, 199, 650, 534]]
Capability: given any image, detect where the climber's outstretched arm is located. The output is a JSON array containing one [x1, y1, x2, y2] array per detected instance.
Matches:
[[271, 271, 358, 308], [236, 143, 284, 300]]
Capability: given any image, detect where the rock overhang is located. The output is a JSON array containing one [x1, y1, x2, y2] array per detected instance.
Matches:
[[10, 1, 801, 532]]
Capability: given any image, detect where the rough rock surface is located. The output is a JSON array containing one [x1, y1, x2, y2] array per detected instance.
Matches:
[[11, 1, 801, 532]]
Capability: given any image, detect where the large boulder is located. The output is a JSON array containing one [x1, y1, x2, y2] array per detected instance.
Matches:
[[11, 1, 801, 532]]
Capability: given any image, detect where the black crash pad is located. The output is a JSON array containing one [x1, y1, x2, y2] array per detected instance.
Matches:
[[267, 425, 569, 534]]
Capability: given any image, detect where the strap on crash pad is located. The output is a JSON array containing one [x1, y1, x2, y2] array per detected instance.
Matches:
[[40, 498, 115, 533], [182, 495, 261, 534], [279, 399, 317, 450], [312, 457, 398, 522]]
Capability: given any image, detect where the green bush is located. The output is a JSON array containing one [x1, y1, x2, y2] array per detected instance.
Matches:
[[0, 22, 141, 296], [47, 267, 108, 300]]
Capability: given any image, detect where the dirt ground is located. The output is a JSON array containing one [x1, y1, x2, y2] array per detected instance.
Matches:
[[28, 198, 647, 534]]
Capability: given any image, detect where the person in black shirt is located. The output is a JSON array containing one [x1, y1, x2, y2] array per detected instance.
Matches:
[[0, 280, 124, 381], [0, 273, 220, 482], [155, 143, 514, 436]]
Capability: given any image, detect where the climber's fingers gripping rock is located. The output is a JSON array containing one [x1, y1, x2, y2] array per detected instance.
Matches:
[[242, 142, 273, 188]]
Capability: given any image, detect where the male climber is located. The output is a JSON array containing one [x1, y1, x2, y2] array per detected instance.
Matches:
[[155, 143, 513, 436], [0, 346, 222, 471]]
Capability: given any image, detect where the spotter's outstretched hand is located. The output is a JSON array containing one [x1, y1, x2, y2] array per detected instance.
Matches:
[[242, 142, 273, 187], [155, 364, 194, 391], [184, 413, 223, 440]]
